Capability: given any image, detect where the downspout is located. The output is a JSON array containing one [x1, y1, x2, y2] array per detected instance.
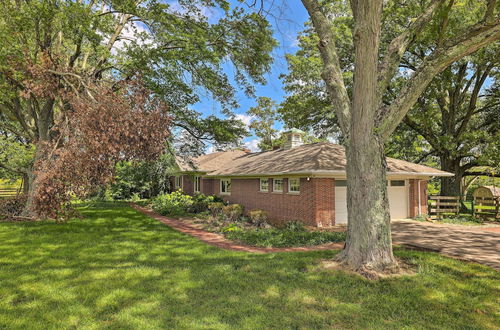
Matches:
[[417, 179, 422, 216]]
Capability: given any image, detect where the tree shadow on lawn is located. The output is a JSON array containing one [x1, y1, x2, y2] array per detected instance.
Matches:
[[0, 203, 498, 329]]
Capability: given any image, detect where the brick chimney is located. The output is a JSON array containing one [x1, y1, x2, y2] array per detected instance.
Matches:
[[283, 129, 305, 150]]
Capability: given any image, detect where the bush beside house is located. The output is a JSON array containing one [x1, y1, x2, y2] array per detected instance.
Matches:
[[147, 190, 346, 247]]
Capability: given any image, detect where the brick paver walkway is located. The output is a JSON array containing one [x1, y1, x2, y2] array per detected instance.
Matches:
[[391, 220, 500, 270], [131, 204, 499, 269], [130, 204, 344, 253]]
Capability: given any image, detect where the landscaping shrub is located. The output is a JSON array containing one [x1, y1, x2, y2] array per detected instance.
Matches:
[[224, 227, 345, 248], [248, 209, 269, 227], [222, 204, 244, 222], [208, 202, 224, 217], [222, 223, 242, 233], [284, 220, 305, 232], [151, 190, 193, 216], [190, 193, 220, 213], [130, 193, 141, 203]]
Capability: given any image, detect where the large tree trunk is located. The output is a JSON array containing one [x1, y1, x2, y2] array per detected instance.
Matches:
[[336, 0, 397, 273], [440, 156, 463, 197], [21, 161, 39, 217], [339, 139, 396, 272], [22, 173, 30, 195]]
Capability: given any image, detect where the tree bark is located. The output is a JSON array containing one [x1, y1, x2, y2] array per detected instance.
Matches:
[[21, 170, 37, 217], [440, 157, 463, 197], [22, 172, 30, 195], [335, 0, 397, 273], [340, 139, 396, 272]]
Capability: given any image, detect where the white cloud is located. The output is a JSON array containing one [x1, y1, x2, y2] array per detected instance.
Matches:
[[244, 138, 260, 152], [235, 114, 255, 129]]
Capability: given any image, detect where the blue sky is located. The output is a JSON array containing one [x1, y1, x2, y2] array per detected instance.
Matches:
[[191, 1, 310, 152]]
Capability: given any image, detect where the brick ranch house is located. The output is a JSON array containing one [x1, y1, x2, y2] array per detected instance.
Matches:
[[173, 130, 453, 227]]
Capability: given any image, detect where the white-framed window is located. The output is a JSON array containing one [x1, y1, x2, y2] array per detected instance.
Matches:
[[273, 178, 283, 193], [175, 175, 182, 189], [259, 178, 269, 192], [220, 179, 231, 195], [194, 176, 201, 193], [288, 178, 300, 194]]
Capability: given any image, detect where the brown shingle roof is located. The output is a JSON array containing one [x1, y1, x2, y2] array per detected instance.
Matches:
[[181, 142, 452, 177], [177, 149, 248, 172]]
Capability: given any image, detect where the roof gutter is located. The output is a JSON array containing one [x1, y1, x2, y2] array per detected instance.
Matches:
[[200, 170, 454, 178]]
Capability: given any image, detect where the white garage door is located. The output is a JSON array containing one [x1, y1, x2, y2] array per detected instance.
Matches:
[[387, 180, 408, 219], [335, 183, 348, 224], [334, 180, 408, 224]]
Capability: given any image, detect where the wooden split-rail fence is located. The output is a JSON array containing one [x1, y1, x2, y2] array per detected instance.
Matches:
[[428, 196, 460, 219], [473, 196, 499, 219], [0, 187, 21, 199]]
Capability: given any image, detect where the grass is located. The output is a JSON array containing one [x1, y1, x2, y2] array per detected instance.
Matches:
[[0, 202, 498, 329]]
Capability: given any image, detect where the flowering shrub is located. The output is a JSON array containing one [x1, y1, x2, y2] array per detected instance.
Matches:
[[151, 190, 193, 216]]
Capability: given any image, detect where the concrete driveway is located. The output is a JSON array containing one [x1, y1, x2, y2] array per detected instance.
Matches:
[[391, 220, 500, 270]]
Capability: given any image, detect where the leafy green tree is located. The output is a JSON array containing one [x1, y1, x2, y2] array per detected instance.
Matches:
[[285, 2, 498, 198], [247, 97, 280, 151], [402, 49, 499, 197], [110, 152, 179, 200], [0, 135, 34, 191], [299, 0, 499, 273], [0, 0, 276, 214]]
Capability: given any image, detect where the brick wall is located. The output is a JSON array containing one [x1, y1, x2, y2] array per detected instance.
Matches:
[[409, 179, 428, 217], [196, 177, 335, 227], [312, 178, 335, 227], [201, 178, 217, 195]]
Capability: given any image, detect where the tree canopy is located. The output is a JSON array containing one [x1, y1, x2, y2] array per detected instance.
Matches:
[[283, 1, 499, 196], [0, 0, 277, 217], [0, 0, 276, 151], [299, 0, 499, 273]]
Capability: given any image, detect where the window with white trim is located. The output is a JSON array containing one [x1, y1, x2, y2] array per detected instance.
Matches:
[[273, 178, 283, 192], [288, 178, 300, 193], [194, 176, 201, 193], [220, 179, 231, 195], [175, 176, 182, 189], [259, 178, 269, 192]]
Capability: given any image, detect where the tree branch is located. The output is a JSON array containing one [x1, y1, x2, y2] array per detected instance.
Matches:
[[455, 63, 494, 138], [174, 123, 212, 141], [377, 0, 445, 97], [378, 19, 500, 140], [0, 162, 28, 175], [403, 115, 442, 153], [300, 0, 351, 135]]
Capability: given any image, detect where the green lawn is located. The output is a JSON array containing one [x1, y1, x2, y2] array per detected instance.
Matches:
[[0, 203, 498, 329]]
